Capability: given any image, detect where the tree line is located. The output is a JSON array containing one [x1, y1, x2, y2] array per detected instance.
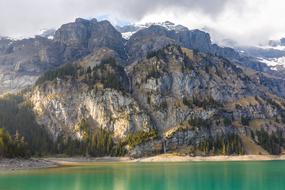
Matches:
[[54, 119, 126, 157], [0, 128, 29, 158], [0, 94, 53, 156], [255, 128, 284, 155], [196, 134, 245, 155]]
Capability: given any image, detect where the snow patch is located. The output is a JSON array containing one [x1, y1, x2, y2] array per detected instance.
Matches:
[[121, 32, 136, 40], [259, 56, 285, 70], [119, 21, 188, 40], [135, 21, 187, 32]]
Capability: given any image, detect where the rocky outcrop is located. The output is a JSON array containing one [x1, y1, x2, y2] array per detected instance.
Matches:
[[253, 72, 285, 99], [1, 18, 284, 98], [2, 18, 285, 156], [129, 46, 263, 130], [125, 24, 239, 63], [28, 53, 152, 141], [30, 80, 153, 141], [25, 45, 285, 156], [0, 37, 64, 94], [54, 18, 127, 61], [125, 45, 285, 156], [0, 18, 127, 95]]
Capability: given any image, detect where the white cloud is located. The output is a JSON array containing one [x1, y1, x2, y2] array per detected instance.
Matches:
[[0, 0, 284, 45]]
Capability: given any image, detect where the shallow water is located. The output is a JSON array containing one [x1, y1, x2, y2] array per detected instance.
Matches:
[[0, 161, 285, 190]]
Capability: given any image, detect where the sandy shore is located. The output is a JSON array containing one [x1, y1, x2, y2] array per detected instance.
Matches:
[[135, 154, 285, 162], [1, 154, 285, 170], [47, 154, 285, 166]]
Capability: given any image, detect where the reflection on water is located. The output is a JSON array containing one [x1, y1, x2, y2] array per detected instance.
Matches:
[[0, 161, 285, 190]]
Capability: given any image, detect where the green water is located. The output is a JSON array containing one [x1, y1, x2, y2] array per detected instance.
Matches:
[[0, 161, 285, 190]]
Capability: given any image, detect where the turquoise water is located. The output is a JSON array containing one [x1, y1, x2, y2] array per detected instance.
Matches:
[[0, 161, 285, 190]]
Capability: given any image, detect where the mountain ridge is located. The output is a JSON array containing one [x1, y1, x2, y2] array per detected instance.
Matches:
[[1, 18, 284, 96], [1, 18, 285, 157]]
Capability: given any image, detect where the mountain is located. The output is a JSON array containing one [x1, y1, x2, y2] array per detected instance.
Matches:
[[120, 22, 276, 75], [54, 18, 127, 61], [116, 21, 188, 39], [232, 37, 285, 72], [0, 18, 280, 95], [0, 36, 64, 95], [122, 23, 240, 64], [1, 18, 285, 157], [38, 29, 56, 39], [0, 18, 126, 95], [237, 47, 285, 75], [20, 44, 285, 157]]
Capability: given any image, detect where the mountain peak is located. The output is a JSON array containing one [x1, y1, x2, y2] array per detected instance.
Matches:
[[116, 21, 188, 39], [75, 18, 90, 24]]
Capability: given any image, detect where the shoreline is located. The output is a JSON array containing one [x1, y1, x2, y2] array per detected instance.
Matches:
[[0, 158, 59, 171], [135, 154, 285, 162], [1, 154, 285, 170]]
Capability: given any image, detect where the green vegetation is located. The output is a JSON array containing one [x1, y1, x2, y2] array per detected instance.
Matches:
[[127, 130, 158, 148], [146, 45, 183, 60], [62, 119, 126, 157], [36, 64, 78, 85], [223, 118, 232, 126], [182, 54, 194, 72], [188, 117, 211, 129], [280, 110, 285, 123], [0, 94, 126, 158], [0, 128, 29, 158], [264, 98, 285, 124], [85, 58, 129, 92], [265, 98, 282, 110], [0, 94, 53, 156], [90, 128, 124, 156], [146, 49, 167, 60], [146, 68, 162, 80], [36, 57, 129, 92], [183, 96, 222, 109], [197, 134, 245, 155], [241, 116, 251, 126], [256, 128, 284, 155]]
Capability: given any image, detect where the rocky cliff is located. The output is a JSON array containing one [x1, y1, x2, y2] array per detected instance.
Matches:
[[22, 44, 285, 157], [1, 18, 284, 96], [0, 18, 126, 95], [1, 18, 285, 157]]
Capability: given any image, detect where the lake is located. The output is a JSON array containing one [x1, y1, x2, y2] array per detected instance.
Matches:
[[0, 161, 285, 190]]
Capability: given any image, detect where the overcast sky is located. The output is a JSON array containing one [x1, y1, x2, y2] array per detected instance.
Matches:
[[0, 0, 285, 45]]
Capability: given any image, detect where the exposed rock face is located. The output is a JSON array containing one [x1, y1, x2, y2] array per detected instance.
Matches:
[[123, 22, 285, 104], [1, 18, 283, 97], [0, 18, 126, 95], [0, 37, 64, 94], [2, 18, 285, 156], [124, 23, 281, 77], [124, 24, 245, 67], [0, 72, 39, 95], [28, 53, 152, 141], [253, 73, 285, 99], [129, 46, 255, 130], [26, 45, 285, 157], [30, 80, 153, 141], [54, 18, 127, 61], [126, 46, 285, 156], [126, 25, 176, 62], [130, 126, 239, 157]]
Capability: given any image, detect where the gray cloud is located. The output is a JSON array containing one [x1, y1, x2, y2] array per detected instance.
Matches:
[[0, 0, 283, 46], [0, 0, 235, 37], [97, 0, 234, 19]]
